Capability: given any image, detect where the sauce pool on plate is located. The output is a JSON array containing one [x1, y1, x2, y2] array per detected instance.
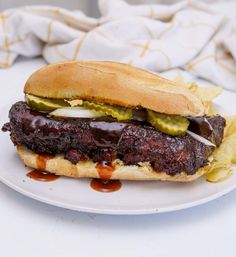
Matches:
[[90, 161, 122, 192], [90, 178, 122, 193], [26, 154, 121, 191], [26, 154, 60, 182], [27, 170, 60, 182]]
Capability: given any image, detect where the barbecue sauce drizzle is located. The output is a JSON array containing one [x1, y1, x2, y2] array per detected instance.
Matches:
[[20, 109, 215, 190], [26, 154, 60, 182], [90, 161, 122, 192], [25, 154, 121, 192], [26, 154, 121, 191]]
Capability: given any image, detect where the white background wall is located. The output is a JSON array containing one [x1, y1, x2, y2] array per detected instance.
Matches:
[[0, 0, 99, 16], [1, 0, 235, 17]]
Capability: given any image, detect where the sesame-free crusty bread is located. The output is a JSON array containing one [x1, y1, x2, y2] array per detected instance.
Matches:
[[17, 145, 210, 182], [24, 61, 205, 116]]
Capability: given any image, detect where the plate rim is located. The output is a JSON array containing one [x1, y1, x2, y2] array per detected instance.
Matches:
[[0, 90, 236, 215], [0, 173, 235, 215]]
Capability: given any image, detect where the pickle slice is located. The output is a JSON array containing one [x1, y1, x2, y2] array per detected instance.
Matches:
[[147, 111, 189, 136], [83, 101, 132, 121], [25, 94, 69, 111]]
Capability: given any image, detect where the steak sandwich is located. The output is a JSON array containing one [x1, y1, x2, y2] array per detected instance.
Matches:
[[2, 61, 226, 182]]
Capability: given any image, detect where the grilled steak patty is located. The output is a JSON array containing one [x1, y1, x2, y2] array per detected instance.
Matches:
[[2, 102, 225, 176]]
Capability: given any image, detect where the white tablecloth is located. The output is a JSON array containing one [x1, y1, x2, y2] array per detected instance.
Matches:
[[1, 0, 236, 91]]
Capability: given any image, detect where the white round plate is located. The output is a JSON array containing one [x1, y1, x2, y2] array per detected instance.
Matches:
[[0, 90, 236, 215]]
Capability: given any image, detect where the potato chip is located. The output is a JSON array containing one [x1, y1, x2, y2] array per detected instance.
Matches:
[[203, 102, 216, 116], [225, 116, 236, 137], [213, 134, 236, 164], [206, 166, 233, 183], [175, 76, 235, 183], [174, 76, 189, 89], [174, 76, 222, 115], [206, 133, 236, 182], [193, 87, 222, 102]]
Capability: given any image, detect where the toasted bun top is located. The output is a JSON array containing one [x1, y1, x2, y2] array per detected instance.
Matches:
[[24, 61, 205, 116]]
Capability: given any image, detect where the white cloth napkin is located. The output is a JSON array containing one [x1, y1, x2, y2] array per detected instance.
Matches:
[[0, 0, 236, 91]]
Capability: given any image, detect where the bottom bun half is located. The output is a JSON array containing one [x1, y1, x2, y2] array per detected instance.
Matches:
[[17, 145, 210, 182]]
